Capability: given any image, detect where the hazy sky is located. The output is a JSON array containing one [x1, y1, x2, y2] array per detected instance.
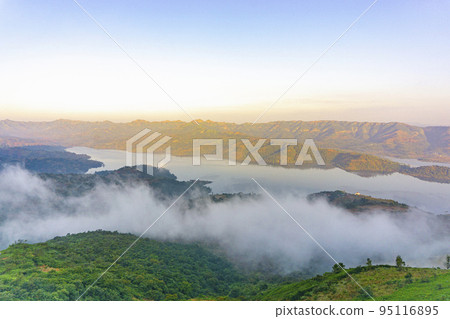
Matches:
[[0, 0, 449, 125]]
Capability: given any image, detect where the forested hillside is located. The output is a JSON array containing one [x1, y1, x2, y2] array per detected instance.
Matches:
[[0, 231, 448, 301], [0, 231, 245, 301]]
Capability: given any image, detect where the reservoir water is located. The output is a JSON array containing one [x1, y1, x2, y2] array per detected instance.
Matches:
[[68, 147, 450, 214]]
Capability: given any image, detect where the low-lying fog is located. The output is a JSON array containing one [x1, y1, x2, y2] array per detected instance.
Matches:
[[0, 166, 448, 274]]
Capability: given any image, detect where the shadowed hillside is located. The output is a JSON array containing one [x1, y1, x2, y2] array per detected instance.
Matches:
[[0, 146, 103, 174]]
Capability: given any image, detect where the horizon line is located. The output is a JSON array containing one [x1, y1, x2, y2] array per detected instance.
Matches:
[[0, 118, 447, 128]]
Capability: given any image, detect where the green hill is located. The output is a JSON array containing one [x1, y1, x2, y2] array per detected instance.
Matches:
[[0, 231, 244, 301], [0, 231, 448, 301], [256, 265, 449, 301]]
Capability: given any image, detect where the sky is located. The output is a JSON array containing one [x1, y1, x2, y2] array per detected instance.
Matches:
[[0, 0, 449, 125]]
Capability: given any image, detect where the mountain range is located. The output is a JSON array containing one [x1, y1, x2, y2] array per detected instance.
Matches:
[[0, 119, 448, 162]]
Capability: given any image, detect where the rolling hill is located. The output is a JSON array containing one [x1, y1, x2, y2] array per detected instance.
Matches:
[[0, 231, 244, 301], [0, 231, 448, 301], [257, 265, 449, 301]]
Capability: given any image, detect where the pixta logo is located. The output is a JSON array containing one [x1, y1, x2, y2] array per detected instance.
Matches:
[[126, 129, 325, 175], [126, 129, 172, 174], [193, 138, 325, 166]]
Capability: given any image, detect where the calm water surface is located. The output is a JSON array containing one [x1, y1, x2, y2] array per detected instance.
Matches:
[[68, 147, 450, 214]]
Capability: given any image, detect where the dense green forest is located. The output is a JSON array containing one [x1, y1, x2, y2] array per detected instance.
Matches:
[[0, 231, 448, 301], [0, 231, 247, 300]]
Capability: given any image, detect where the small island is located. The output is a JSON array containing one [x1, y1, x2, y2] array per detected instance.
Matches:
[[307, 190, 409, 213]]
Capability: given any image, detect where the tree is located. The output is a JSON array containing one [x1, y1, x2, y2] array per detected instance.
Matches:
[[332, 263, 345, 273], [445, 255, 450, 270], [366, 258, 372, 268], [396, 255, 405, 270]]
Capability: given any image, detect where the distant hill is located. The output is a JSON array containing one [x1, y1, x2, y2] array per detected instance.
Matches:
[[399, 165, 450, 184], [307, 191, 450, 239], [0, 136, 57, 147], [0, 119, 448, 162], [0, 146, 103, 174]]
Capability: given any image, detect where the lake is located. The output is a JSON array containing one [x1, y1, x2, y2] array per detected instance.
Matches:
[[68, 147, 450, 214]]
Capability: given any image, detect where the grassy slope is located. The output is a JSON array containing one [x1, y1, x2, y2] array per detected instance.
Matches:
[[257, 266, 450, 301]]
